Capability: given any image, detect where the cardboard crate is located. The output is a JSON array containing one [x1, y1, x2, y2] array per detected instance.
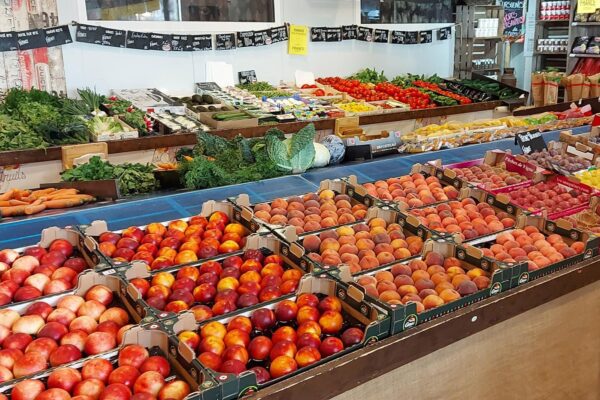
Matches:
[[332, 238, 525, 334], [77, 200, 263, 271], [91, 116, 139, 142], [523, 140, 597, 175], [116, 234, 310, 324], [560, 196, 600, 237], [228, 177, 378, 240], [460, 214, 599, 284], [559, 128, 600, 155], [0, 324, 221, 400], [198, 110, 258, 130], [163, 274, 390, 400]]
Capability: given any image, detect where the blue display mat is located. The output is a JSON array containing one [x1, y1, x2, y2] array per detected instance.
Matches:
[[0, 126, 588, 249]]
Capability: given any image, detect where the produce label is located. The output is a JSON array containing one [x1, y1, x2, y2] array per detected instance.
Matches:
[[357, 27, 373, 42], [99, 28, 126, 48], [270, 26, 288, 43], [515, 131, 546, 154], [342, 25, 358, 40], [391, 31, 405, 44], [148, 33, 172, 51], [373, 29, 389, 43], [0, 32, 18, 52], [215, 33, 236, 50], [44, 25, 72, 48], [190, 35, 212, 51], [76, 24, 103, 45], [126, 31, 151, 50], [504, 154, 536, 179], [577, 0, 596, 13], [253, 29, 272, 46], [419, 30, 433, 44], [288, 25, 308, 55], [16, 29, 46, 51], [237, 31, 255, 47], [502, 0, 525, 38], [437, 27, 451, 40]]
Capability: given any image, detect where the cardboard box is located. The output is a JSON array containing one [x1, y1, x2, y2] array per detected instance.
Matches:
[[333, 239, 526, 334], [112, 88, 186, 115], [198, 110, 258, 130], [118, 234, 309, 323], [91, 116, 139, 142], [77, 200, 262, 271], [164, 274, 389, 400]]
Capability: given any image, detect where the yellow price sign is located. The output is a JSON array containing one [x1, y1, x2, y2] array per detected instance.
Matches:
[[288, 25, 308, 55], [578, 0, 596, 13]]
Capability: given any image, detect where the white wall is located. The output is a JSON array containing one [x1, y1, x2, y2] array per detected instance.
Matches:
[[58, 0, 454, 96]]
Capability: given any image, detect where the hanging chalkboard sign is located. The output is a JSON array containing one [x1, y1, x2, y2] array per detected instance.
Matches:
[[311, 27, 327, 42], [76, 24, 102, 45], [237, 31, 255, 48], [126, 31, 151, 50], [0, 32, 18, 52], [99, 28, 126, 48], [390, 31, 405, 44], [44, 25, 72, 47], [342, 25, 358, 40], [148, 33, 172, 51], [196, 82, 221, 91], [190, 34, 212, 51], [17, 29, 46, 50], [270, 26, 288, 43], [515, 131, 547, 154], [373, 29, 389, 43], [215, 33, 236, 50], [419, 30, 433, 44], [503, 0, 525, 38], [405, 31, 419, 44], [357, 27, 373, 42], [438, 27, 451, 40], [170, 35, 190, 51], [254, 29, 272, 46], [239, 70, 257, 85], [325, 27, 342, 42]]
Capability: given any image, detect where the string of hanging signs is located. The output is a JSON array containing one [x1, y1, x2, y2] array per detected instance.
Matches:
[[0, 23, 452, 53]]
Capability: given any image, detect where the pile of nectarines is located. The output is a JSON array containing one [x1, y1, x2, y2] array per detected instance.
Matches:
[[8, 344, 190, 400], [362, 173, 459, 207], [133, 250, 302, 320], [509, 180, 590, 213], [97, 211, 249, 269], [479, 226, 585, 271], [182, 293, 364, 382], [451, 164, 528, 191], [253, 190, 368, 235], [0, 239, 88, 306], [0, 285, 133, 384], [302, 218, 424, 273], [356, 253, 491, 312], [409, 198, 515, 240]]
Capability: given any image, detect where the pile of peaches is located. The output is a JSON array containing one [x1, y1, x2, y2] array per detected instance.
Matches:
[[302, 218, 424, 273], [252, 190, 368, 235], [0, 240, 89, 306], [508, 180, 590, 214], [362, 173, 460, 207], [5, 344, 190, 400], [356, 253, 491, 311], [409, 198, 515, 241], [96, 212, 249, 270], [450, 164, 528, 191], [479, 226, 585, 271], [0, 285, 133, 384], [180, 293, 364, 382], [131, 250, 303, 319]]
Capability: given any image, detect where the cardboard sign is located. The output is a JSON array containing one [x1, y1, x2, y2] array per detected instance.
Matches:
[[126, 31, 151, 50], [419, 30, 433, 44], [238, 70, 257, 85], [342, 25, 358, 40], [148, 33, 172, 51], [44, 25, 72, 48], [16, 29, 46, 50], [0, 32, 18, 52], [99, 28, 126, 48], [391, 31, 405, 44], [357, 27, 373, 42], [504, 154, 537, 179], [215, 33, 236, 50], [515, 131, 547, 155], [237, 31, 255, 48], [373, 29, 389, 43], [438, 27, 451, 40], [253, 29, 272, 46], [270, 26, 288, 43]]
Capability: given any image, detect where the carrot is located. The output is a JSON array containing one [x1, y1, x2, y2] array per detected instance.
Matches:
[[46, 189, 79, 199], [30, 188, 56, 199], [28, 198, 45, 207], [43, 199, 85, 209], [0, 189, 16, 201], [0, 205, 27, 217], [50, 194, 95, 202], [8, 199, 29, 206], [25, 204, 46, 215], [0, 201, 11, 207]]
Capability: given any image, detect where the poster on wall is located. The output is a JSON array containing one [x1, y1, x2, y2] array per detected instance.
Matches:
[[99, 28, 127, 47], [190, 35, 213, 51], [404, 31, 419, 44], [76, 24, 103, 45], [16, 29, 46, 51], [502, 0, 525, 39]]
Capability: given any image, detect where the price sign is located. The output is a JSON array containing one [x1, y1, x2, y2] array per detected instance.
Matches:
[[515, 131, 547, 154], [44, 25, 72, 47], [0, 32, 18, 52], [238, 70, 257, 85]]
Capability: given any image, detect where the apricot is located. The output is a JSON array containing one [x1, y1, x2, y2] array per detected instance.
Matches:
[[445, 266, 465, 279], [320, 238, 340, 252], [394, 248, 413, 259], [339, 244, 359, 256], [356, 239, 375, 251], [340, 253, 360, 265]]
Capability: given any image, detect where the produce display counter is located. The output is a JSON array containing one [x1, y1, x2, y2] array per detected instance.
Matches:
[[0, 125, 589, 250], [250, 258, 600, 400]]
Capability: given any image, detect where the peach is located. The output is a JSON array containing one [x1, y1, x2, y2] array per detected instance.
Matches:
[[445, 266, 466, 279], [422, 294, 444, 309], [84, 332, 116, 355], [379, 290, 401, 302], [11, 379, 45, 400], [439, 288, 461, 303], [408, 259, 428, 271], [424, 252, 444, 266], [134, 371, 165, 396], [13, 351, 47, 378], [473, 276, 491, 290], [457, 280, 478, 296], [73, 379, 105, 399], [397, 285, 418, 297], [12, 315, 44, 335], [359, 256, 379, 270], [157, 380, 190, 400]]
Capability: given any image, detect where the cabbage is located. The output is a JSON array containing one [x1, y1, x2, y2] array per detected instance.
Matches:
[[312, 142, 330, 168], [88, 116, 123, 134], [266, 124, 316, 174]]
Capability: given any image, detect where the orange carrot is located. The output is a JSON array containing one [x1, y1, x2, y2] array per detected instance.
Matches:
[[43, 199, 85, 209], [30, 188, 56, 199], [0, 201, 11, 207], [0, 189, 16, 201], [46, 189, 78, 199], [8, 199, 29, 206], [0, 205, 27, 217], [25, 204, 46, 215]]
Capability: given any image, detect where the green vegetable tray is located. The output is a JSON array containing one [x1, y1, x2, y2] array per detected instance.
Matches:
[[198, 110, 259, 129]]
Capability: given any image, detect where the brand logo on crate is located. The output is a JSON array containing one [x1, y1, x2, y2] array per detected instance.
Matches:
[[481, 259, 489, 269], [281, 246, 289, 256], [453, 180, 461, 189], [251, 221, 259, 230], [300, 259, 308, 269], [239, 387, 258, 396], [585, 249, 593, 259], [337, 288, 347, 300], [365, 198, 371, 206], [136, 304, 143, 316], [201, 381, 214, 389], [403, 314, 418, 329], [489, 282, 502, 295], [149, 323, 159, 329], [235, 210, 241, 220], [190, 368, 198, 381], [436, 171, 443, 179], [169, 345, 177, 357], [365, 336, 378, 346], [547, 222, 556, 232], [570, 231, 579, 240], [218, 375, 227, 381], [507, 205, 514, 214], [457, 249, 466, 260], [348, 188, 355, 196], [417, 228, 424, 237], [398, 218, 406, 226], [486, 195, 494, 205], [518, 272, 529, 285], [360, 304, 368, 316]]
